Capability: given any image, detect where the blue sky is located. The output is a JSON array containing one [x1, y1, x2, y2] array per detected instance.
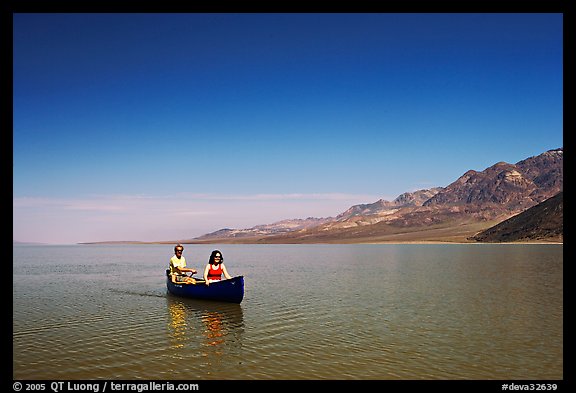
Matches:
[[13, 13, 563, 244]]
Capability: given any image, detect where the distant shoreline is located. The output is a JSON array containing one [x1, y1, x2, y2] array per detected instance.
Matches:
[[72, 239, 563, 246]]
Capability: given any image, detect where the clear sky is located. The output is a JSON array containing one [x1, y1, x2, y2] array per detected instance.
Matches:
[[12, 13, 563, 244]]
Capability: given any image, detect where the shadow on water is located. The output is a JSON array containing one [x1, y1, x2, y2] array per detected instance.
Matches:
[[165, 293, 245, 356]]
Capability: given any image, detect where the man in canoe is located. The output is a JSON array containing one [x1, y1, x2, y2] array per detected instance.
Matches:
[[169, 244, 198, 284]]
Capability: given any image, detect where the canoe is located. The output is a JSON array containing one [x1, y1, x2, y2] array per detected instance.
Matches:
[[165, 269, 244, 303]]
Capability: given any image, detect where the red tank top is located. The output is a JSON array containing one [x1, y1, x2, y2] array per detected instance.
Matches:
[[207, 264, 222, 280]]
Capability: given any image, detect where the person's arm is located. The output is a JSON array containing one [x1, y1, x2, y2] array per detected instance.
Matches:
[[175, 258, 196, 275], [221, 264, 232, 280], [169, 259, 177, 281], [178, 266, 197, 274], [203, 264, 211, 285], [169, 261, 178, 283]]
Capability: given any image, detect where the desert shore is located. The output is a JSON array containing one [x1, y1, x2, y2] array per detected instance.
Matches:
[[79, 238, 563, 245]]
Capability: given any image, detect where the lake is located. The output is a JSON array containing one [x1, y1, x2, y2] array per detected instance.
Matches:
[[12, 243, 563, 380]]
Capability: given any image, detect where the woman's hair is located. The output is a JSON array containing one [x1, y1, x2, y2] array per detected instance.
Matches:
[[209, 249, 224, 264]]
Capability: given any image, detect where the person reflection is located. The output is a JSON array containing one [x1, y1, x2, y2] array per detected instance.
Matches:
[[167, 300, 188, 350], [200, 305, 244, 361], [167, 297, 244, 356], [201, 311, 225, 347]]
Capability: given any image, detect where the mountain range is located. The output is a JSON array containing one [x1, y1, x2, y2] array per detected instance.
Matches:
[[187, 148, 563, 244]]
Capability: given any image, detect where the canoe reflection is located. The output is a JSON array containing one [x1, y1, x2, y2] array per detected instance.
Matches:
[[166, 294, 244, 352]]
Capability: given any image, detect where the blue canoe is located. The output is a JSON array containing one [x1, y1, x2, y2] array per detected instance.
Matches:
[[165, 269, 244, 304]]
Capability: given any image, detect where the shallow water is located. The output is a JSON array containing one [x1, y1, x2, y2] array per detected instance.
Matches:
[[13, 243, 563, 380]]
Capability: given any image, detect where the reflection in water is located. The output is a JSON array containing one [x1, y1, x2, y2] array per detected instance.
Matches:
[[202, 311, 225, 348], [167, 301, 188, 350], [166, 295, 244, 358]]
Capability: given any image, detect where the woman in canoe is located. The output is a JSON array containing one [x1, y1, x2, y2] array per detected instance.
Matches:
[[203, 250, 232, 286]]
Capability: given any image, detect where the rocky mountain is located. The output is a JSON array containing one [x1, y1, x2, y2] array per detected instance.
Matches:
[[335, 187, 444, 219], [194, 217, 333, 240], [470, 191, 563, 242], [424, 148, 563, 210], [191, 148, 563, 243]]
